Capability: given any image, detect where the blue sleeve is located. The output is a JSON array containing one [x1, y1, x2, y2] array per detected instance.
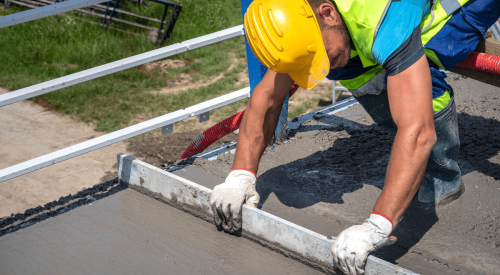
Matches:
[[326, 55, 379, 81], [372, 0, 431, 75]]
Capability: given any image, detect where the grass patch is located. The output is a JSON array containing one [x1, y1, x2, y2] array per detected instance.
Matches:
[[1, 2, 334, 135], [288, 86, 334, 119], [0, 1, 247, 132]]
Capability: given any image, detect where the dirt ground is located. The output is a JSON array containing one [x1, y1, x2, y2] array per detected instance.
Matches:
[[0, 88, 241, 217], [0, 88, 130, 217], [164, 73, 500, 275], [126, 131, 239, 168]]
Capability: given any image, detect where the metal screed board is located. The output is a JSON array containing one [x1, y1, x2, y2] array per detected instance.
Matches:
[[117, 153, 418, 275]]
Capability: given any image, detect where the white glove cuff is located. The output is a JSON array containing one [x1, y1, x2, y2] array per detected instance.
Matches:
[[226, 169, 257, 186], [368, 212, 393, 236]]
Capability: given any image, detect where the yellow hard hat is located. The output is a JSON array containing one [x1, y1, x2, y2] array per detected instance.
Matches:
[[244, 0, 330, 90]]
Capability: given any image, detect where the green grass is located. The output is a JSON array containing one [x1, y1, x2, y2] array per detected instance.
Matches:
[[0, 1, 329, 135], [0, 1, 246, 132], [288, 88, 334, 119]]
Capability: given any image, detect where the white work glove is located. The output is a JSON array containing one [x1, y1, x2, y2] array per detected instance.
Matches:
[[332, 212, 397, 275], [210, 169, 260, 233]]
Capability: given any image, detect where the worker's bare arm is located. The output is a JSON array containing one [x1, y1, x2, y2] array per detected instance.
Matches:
[[332, 56, 436, 274], [374, 55, 436, 226], [232, 70, 294, 173], [210, 70, 293, 233]]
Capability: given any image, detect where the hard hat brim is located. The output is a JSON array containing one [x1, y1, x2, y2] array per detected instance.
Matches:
[[287, 44, 330, 90]]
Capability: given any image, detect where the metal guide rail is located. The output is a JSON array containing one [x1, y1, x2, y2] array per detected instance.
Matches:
[[0, 25, 244, 107], [0, 24, 246, 183], [0, 0, 108, 28], [0, 87, 250, 183]]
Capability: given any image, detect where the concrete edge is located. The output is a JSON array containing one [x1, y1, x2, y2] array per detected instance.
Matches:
[[117, 153, 418, 275]]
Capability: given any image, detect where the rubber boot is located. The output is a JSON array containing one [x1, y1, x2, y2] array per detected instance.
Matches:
[[355, 90, 464, 206], [418, 92, 464, 206]]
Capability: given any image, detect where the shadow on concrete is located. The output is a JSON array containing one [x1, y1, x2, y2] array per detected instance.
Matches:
[[457, 113, 500, 180], [0, 178, 126, 237], [255, 112, 500, 264], [258, 116, 393, 207]]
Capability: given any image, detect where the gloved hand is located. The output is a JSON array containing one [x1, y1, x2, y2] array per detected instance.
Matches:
[[332, 212, 397, 275], [210, 169, 260, 233]]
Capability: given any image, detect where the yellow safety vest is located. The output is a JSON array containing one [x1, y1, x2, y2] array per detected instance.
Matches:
[[334, 0, 468, 110]]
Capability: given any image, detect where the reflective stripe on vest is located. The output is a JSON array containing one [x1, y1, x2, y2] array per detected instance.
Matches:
[[421, 0, 469, 68], [433, 89, 451, 112], [440, 0, 462, 16]]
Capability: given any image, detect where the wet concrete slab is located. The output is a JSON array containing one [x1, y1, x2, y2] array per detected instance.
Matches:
[[0, 188, 323, 275], [177, 74, 500, 275], [173, 166, 224, 190], [2, 73, 498, 275]]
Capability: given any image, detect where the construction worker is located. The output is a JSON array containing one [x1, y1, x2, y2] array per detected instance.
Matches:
[[209, 0, 500, 274]]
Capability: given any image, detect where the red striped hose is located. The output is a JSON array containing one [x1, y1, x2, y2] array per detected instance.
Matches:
[[181, 83, 299, 159], [181, 110, 245, 159], [457, 51, 500, 75]]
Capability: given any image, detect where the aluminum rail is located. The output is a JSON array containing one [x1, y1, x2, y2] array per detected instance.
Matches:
[[0, 25, 244, 107], [0, 87, 250, 183], [0, 0, 108, 28]]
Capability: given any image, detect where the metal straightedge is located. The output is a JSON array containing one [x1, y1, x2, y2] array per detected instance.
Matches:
[[0, 25, 244, 107], [117, 153, 418, 275], [0, 87, 250, 183], [288, 96, 358, 131], [0, 0, 108, 28]]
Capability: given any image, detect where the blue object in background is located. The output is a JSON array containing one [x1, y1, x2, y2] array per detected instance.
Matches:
[[240, 0, 267, 93], [240, 0, 289, 142]]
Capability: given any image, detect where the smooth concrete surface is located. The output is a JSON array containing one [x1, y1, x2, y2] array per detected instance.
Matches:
[[172, 166, 224, 190], [0, 188, 324, 275]]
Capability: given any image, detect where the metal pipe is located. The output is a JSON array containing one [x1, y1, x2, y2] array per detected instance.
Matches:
[[157, 4, 181, 47], [156, 4, 169, 46], [102, 0, 111, 24], [107, 0, 120, 23], [0, 0, 108, 28], [332, 79, 337, 103]]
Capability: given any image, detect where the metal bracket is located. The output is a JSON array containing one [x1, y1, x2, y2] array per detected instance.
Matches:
[[198, 111, 209, 123], [160, 124, 173, 135]]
